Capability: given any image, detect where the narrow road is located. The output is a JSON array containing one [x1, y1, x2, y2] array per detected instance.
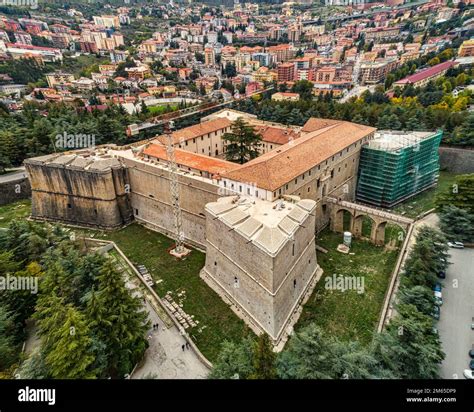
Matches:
[[439, 247, 474, 379]]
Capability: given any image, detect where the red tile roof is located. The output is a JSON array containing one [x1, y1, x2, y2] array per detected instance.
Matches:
[[254, 125, 299, 145], [143, 143, 238, 176], [394, 60, 456, 85], [155, 118, 232, 145], [222, 121, 375, 191]]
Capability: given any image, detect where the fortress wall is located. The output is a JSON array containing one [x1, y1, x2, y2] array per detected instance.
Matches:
[[122, 158, 221, 248], [272, 208, 317, 291], [286, 148, 361, 232], [203, 213, 276, 336], [25, 162, 131, 228], [205, 209, 274, 290], [0, 175, 31, 206], [202, 199, 319, 342], [272, 238, 317, 337]]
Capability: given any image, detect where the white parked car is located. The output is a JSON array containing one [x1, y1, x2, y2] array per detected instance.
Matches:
[[434, 291, 443, 306], [463, 369, 474, 379], [447, 241, 464, 249]]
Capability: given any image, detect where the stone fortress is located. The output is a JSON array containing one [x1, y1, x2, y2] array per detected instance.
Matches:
[[24, 109, 439, 346]]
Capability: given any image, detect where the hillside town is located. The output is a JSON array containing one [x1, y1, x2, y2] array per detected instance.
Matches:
[[0, 0, 473, 112], [0, 0, 474, 407]]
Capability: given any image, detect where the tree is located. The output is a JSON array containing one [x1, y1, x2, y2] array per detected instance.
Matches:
[[43, 302, 96, 379], [373, 304, 444, 379], [278, 324, 386, 379], [0, 304, 17, 371], [449, 114, 474, 146], [224, 62, 236, 78], [439, 205, 474, 242], [291, 80, 313, 101], [208, 337, 255, 379], [398, 286, 435, 317], [223, 117, 262, 164], [86, 260, 149, 378], [250, 334, 276, 379], [436, 174, 474, 213]]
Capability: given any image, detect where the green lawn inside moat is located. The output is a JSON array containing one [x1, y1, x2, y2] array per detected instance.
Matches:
[[296, 229, 399, 345], [86, 223, 252, 363]]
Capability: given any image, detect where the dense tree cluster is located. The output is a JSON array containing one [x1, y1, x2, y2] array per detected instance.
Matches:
[[437, 174, 474, 242], [0, 101, 136, 171], [0, 221, 149, 379]]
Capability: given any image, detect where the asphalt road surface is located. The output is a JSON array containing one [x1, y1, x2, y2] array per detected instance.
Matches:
[[439, 247, 474, 379]]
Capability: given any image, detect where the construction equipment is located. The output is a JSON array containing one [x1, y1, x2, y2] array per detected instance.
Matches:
[[163, 121, 189, 258]]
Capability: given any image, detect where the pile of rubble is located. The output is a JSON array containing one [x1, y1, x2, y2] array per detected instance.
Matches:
[[136, 264, 154, 287], [163, 291, 198, 330]]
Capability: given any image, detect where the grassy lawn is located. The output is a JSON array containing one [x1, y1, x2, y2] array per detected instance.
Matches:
[[0, 199, 31, 229], [392, 171, 457, 218], [297, 229, 399, 345], [95, 224, 251, 362]]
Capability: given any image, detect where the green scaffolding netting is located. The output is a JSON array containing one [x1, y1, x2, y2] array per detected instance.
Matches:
[[356, 131, 443, 208]]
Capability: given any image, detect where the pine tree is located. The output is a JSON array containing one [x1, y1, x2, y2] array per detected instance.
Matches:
[[250, 333, 276, 379], [223, 118, 262, 164], [439, 205, 474, 242], [87, 260, 149, 378], [43, 303, 96, 379]]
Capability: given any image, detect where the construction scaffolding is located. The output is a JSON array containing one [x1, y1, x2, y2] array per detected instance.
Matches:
[[356, 130, 443, 208]]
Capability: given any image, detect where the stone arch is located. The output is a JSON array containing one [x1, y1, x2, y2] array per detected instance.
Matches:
[[372, 221, 387, 246], [384, 222, 408, 248], [332, 207, 353, 233], [353, 213, 377, 240]]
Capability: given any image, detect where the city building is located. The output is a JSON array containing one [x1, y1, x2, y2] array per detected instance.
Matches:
[[393, 60, 457, 89]]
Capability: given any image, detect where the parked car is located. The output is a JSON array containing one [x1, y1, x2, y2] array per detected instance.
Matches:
[[463, 369, 474, 379], [434, 290, 443, 306], [432, 305, 440, 320], [437, 270, 446, 279], [448, 241, 464, 249], [469, 349, 474, 358], [470, 359, 474, 370], [434, 283, 442, 292]]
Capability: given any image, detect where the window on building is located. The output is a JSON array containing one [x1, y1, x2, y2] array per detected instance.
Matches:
[[292, 243, 295, 256], [293, 279, 296, 288], [331, 170, 334, 178], [135, 208, 138, 216]]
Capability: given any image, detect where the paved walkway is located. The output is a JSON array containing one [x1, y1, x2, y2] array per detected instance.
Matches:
[[123, 271, 209, 379], [0, 169, 27, 184]]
